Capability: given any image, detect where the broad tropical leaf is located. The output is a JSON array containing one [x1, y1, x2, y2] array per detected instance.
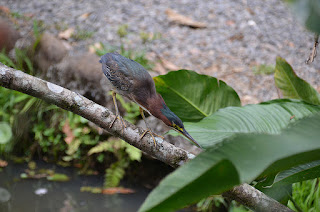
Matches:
[[254, 160, 320, 205], [183, 99, 320, 148], [274, 57, 320, 105], [139, 159, 239, 212], [139, 114, 320, 212], [154, 70, 241, 122], [274, 160, 320, 186]]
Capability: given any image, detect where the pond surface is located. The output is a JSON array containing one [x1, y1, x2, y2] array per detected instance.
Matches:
[[0, 161, 150, 212]]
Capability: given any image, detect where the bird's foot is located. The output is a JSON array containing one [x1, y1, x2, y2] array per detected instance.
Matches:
[[140, 129, 164, 147], [109, 114, 126, 133]]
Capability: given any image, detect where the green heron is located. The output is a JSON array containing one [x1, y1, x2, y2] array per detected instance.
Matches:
[[100, 52, 201, 148]]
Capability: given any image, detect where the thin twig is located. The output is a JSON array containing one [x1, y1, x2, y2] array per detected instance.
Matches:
[[306, 34, 319, 64]]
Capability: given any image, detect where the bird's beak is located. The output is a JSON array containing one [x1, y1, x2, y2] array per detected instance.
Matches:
[[178, 128, 202, 149]]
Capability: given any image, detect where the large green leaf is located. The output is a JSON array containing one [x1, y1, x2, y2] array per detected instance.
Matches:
[[184, 99, 320, 148], [272, 160, 320, 186], [139, 114, 320, 212], [0, 122, 12, 144], [139, 159, 239, 212], [254, 160, 320, 202], [274, 57, 320, 105], [154, 70, 241, 122], [286, 0, 320, 33]]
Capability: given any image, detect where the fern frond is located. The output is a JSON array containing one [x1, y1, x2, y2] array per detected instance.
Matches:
[[104, 158, 129, 188]]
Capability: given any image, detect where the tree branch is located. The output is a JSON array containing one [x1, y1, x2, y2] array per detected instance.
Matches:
[[0, 62, 293, 211], [0, 62, 193, 167], [224, 184, 293, 212]]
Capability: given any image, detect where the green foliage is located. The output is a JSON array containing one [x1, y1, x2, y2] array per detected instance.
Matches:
[[10, 12, 23, 19], [104, 158, 129, 188], [0, 122, 12, 154], [154, 70, 241, 122], [256, 160, 320, 205], [71, 28, 94, 41], [139, 114, 320, 212], [140, 31, 162, 44], [88, 141, 113, 155], [259, 160, 320, 189], [196, 196, 228, 212], [0, 122, 12, 144], [88, 139, 142, 188], [275, 57, 320, 105], [0, 48, 34, 75], [252, 64, 275, 75], [0, 48, 36, 155], [183, 99, 320, 148], [117, 24, 129, 38], [115, 94, 140, 124], [47, 173, 70, 182], [288, 178, 320, 212]]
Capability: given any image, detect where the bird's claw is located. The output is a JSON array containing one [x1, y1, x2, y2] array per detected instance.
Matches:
[[109, 115, 126, 133], [140, 129, 163, 147]]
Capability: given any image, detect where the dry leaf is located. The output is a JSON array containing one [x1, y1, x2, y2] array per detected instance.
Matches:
[[229, 33, 244, 42], [153, 55, 181, 74], [88, 42, 102, 53], [101, 187, 135, 194], [80, 12, 91, 20], [226, 20, 235, 26], [0, 159, 8, 168], [153, 62, 167, 75], [160, 58, 180, 70], [0, 6, 10, 14], [58, 28, 74, 40], [165, 9, 207, 28], [62, 120, 75, 144]]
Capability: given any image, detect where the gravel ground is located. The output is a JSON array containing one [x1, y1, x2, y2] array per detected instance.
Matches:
[[4, 0, 320, 104]]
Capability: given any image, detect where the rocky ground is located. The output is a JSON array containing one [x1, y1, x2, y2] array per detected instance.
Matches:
[[4, 0, 320, 105]]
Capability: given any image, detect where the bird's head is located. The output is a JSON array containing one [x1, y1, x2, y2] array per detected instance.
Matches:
[[159, 104, 202, 148]]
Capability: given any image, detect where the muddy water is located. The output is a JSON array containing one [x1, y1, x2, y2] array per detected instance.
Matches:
[[0, 161, 150, 212]]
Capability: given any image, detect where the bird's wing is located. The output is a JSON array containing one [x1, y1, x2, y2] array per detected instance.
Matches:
[[100, 53, 133, 92]]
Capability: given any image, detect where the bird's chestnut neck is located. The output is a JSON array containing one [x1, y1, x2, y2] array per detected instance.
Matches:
[[147, 94, 172, 126]]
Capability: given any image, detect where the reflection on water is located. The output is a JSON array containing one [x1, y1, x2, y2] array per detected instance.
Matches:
[[0, 161, 150, 212]]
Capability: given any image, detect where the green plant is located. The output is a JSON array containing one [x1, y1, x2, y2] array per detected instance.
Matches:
[[140, 31, 162, 44], [115, 94, 140, 124], [0, 122, 12, 154], [138, 56, 320, 211], [288, 178, 320, 211], [0, 49, 36, 155], [252, 64, 275, 75], [71, 28, 94, 41], [197, 196, 226, 212], [0, 48, 34, 75], [117, 24, 129, 39], [88, 139, 141, 188]]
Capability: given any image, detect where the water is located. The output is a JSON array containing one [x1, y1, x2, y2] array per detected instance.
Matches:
[[0, 161, 150, 212]]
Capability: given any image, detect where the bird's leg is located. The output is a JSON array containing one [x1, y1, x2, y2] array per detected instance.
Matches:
[[139, 107, 164, 147], [109, 91, 126, 132]]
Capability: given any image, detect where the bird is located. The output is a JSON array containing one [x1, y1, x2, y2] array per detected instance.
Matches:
[[100, 52, 201, 148]]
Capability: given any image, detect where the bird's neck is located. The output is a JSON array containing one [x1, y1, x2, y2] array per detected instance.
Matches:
[[146, 94, 171, 126]]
